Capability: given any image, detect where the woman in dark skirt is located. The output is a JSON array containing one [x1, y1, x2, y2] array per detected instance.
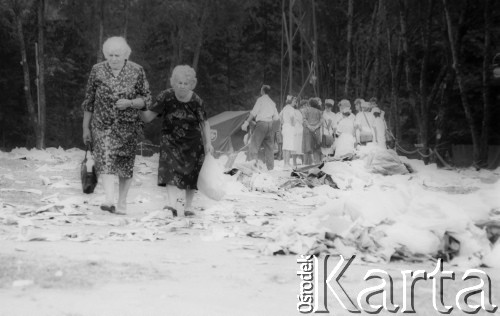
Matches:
[[141, 65, 213, 216]]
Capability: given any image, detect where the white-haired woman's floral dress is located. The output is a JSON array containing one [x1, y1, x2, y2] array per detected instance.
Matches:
[[148, 89, 206, 190], [81, 60, 151, 178]]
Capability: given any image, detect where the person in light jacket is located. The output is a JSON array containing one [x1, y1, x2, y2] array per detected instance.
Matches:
[[241, 85, 279, 170]]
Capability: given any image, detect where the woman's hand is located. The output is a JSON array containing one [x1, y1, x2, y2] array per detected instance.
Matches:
[[116, 99, 131, 110], [205, 143, 214, 155], [241, 121, 249, 131], [83, 127, 91, 144]]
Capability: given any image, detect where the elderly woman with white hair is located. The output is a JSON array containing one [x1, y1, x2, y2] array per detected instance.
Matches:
[[140, 65, 213, 217], [82, 36, 151, 215]]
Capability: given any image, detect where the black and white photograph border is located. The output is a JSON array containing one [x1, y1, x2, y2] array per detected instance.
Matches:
[[1, 0, 500, 315]]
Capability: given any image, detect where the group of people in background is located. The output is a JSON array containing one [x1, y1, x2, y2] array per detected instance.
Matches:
[[281, 96, 390, 168], [242, 87, 391, 171]]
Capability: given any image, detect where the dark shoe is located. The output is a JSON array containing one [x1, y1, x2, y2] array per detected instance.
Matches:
[[100, 204, 116, 213], [163, 206, 178, 217], [184, 210, 195, 217]]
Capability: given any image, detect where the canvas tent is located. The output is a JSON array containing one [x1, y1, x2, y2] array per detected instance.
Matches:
[[208, 111, 249, 157]]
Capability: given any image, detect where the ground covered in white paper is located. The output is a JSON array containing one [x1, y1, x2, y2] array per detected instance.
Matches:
[[0, 146, 500, 316]]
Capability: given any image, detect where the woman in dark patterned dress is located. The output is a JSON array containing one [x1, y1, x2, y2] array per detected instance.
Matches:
[[141, 65, 213, 217], [82, 36, 151, 214]]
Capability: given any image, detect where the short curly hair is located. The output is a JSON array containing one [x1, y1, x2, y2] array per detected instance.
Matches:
[[102, 36, 131, 60], [170, 65, 197, 90], [309, 98, 321, 110]]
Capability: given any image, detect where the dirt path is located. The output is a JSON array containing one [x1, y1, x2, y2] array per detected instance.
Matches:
[[0, 155, 305, 315], [1, 153, 499, 315]]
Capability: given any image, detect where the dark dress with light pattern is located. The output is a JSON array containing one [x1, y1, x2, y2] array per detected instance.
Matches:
[[81, 60, 151, 178], [149, 89, 206, 190]]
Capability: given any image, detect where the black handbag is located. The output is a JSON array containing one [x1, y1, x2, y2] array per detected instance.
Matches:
[[81, 143, 98, 194]]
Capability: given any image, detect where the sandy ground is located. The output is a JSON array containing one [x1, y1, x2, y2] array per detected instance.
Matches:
[[0, 154, 499, 316]]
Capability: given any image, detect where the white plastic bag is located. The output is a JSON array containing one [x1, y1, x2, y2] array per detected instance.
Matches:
[[365, 148, 409, 175], [197, 154, 226, 201]]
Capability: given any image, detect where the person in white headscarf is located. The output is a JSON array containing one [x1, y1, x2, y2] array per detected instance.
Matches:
[[353, 98, 365, 115], [334, 107, 356, 159], [335, 99, 355, 127]]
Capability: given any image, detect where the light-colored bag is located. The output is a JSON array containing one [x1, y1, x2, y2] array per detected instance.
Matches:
[[321, 125, 334, 147], [359, 112, 373, 143], [197, 153, 226, 201]]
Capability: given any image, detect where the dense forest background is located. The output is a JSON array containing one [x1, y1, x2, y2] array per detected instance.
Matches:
[[0, 0, 499, 166]]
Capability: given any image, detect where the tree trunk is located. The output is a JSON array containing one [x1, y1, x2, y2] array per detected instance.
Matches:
[[300, 24, 304, 91], [344, 0, 353, 97], [373, 0, 384, 99], [192, 0, 210, 72], [288, 0, 293, 95], [355, 44, 360, 97], [226, 31, 231, 111], [90, 0, 96, 65], [192, 32, 203, 72], [442, 0, 481, 165], [361, 2, 379, 97], [334, 58, 338, 101], [169, 26, 184, 71], [327, 54, 334, 98], [386, 18, 402, 142], [14, 9, 39, 148], [96, 0, 105, 63], [123, 0, 129, 38], [394, 47, 403, 141], [361, 60, 374, 97], [417, 0, 434, 161], [37, 0, 46, 149], [312, 0, 319, 96], [399, 0, 423, 155], [280, 0, 284, 105], [398, 0, 414, 94], [435, 70, 455, 166], [299, 1, 304, 91], [479, 0, 492, 168]]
